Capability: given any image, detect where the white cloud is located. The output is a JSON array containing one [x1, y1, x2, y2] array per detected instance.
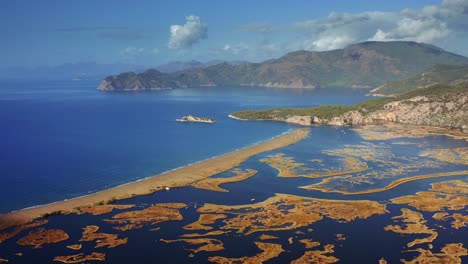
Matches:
[[294, 12, 371, 34], [214, 41, 287, 62], [306, 35, 355, 51], [222, 43, 249, 54], [168, 15, 208, 49], [121, 47, 145, 57], [370, 29, 389, 41], [197, 0, 468, 61], [370, 17, 450, 43], [290, 0, 468, 51]]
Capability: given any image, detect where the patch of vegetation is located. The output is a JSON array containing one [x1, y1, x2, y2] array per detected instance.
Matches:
[[234, 105, 355, 120], [96, 197, 117, 206], [397, 82, 468, 99], [232, 82, 468, 120], [372, 64, 468, 95], [41, 210, 63, 218]]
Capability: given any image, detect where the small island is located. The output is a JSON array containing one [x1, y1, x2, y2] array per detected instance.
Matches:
[[176, 115, 216, 123]]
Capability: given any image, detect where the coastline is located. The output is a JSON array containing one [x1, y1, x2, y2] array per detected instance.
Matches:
[[0, 128, 309, 231], [228, 114, 247, 121]]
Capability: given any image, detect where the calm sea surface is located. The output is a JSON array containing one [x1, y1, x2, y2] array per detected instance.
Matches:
[[0, 80, 368, 213], [1, 80, 467, 263]]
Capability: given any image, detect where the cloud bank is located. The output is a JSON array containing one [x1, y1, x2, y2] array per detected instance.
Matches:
[[168, 15, 208, 49], [222, 0, 468, 62], [293, 0, 468, 51]]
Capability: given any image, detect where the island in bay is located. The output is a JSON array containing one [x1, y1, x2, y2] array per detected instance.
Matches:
[[176, 115, 216, 123]]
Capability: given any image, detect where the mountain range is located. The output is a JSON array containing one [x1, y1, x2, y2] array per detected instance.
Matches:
[[98, 41, 468, 91], [154, 60, 246, 73]]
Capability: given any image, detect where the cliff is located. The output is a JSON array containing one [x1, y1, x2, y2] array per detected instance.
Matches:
[[98, 41, 468, 91], [231, 83, 468, 132]]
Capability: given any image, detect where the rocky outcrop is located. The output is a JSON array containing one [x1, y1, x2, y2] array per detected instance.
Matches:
[[176, 115, 216, 123], [284, 91, 468, 131], [285, 116, 312, 126]]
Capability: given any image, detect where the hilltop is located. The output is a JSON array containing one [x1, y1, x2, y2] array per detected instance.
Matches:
[[98, 41, 468, 91]]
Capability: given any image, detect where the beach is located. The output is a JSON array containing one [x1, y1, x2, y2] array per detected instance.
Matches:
[[0, 128, 309, 231]]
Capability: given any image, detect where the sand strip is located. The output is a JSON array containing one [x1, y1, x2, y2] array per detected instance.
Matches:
[[301, 170, 468, 195], [0, 129, 309, 231]]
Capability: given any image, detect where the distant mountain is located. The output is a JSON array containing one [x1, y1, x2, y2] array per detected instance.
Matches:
[[370, 64, 468, 96], [154, 60, 246, 73], [98, 41, 468, 91], [154, 60, 205, 73]]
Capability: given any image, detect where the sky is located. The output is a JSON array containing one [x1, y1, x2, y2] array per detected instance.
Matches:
[[1, 0, 468, 68]]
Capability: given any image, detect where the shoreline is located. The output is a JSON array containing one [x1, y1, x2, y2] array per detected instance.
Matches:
[[300, 170, 468, 195], [230, 113, 468, 139], [8, 129, 295, 214], [0, 128, 309, 231]]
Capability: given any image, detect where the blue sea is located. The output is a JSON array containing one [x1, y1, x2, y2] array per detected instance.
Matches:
[[0, 80, 367, 213], [1, 80, 467, 263]]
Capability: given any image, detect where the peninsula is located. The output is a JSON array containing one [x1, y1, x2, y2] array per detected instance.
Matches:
[[0, 129, 309, 231], [176, 115, 216, 123], [230, 82, 468, 132]]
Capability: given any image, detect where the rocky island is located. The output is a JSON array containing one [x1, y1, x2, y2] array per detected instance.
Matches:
[[176, 115, 216, 123]]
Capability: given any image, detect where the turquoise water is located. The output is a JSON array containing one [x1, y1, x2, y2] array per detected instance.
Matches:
[[0, 80, 367, 213]]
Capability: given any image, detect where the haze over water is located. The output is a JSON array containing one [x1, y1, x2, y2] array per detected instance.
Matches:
[[0, 80, 368, 213]]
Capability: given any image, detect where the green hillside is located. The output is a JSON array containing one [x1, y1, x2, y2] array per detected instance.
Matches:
[[371, 64, 468, 96], [231, 82, 468, 120]]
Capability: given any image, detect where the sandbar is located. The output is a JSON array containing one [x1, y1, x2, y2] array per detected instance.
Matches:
[[259, 234, 279, 241], [208, 242, 284, 264], [79, 225, 127, 248], [193, 193, 387, 235], [301, 170, 468, 195], [192, 168, 257, 192], [0, 129, 308, 231], [299, 239, 321, 249], [291, 244, 339, 264], [17, 228, 69, 249], [160, 238, 224, 254], [384, 208, 437, 248], [104, 203, 186, 231], [53, 252, 106, 263], [402, 243, 468, 264]]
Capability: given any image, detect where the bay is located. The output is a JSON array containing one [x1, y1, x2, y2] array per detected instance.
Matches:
[[0, 80, 367, 213]]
